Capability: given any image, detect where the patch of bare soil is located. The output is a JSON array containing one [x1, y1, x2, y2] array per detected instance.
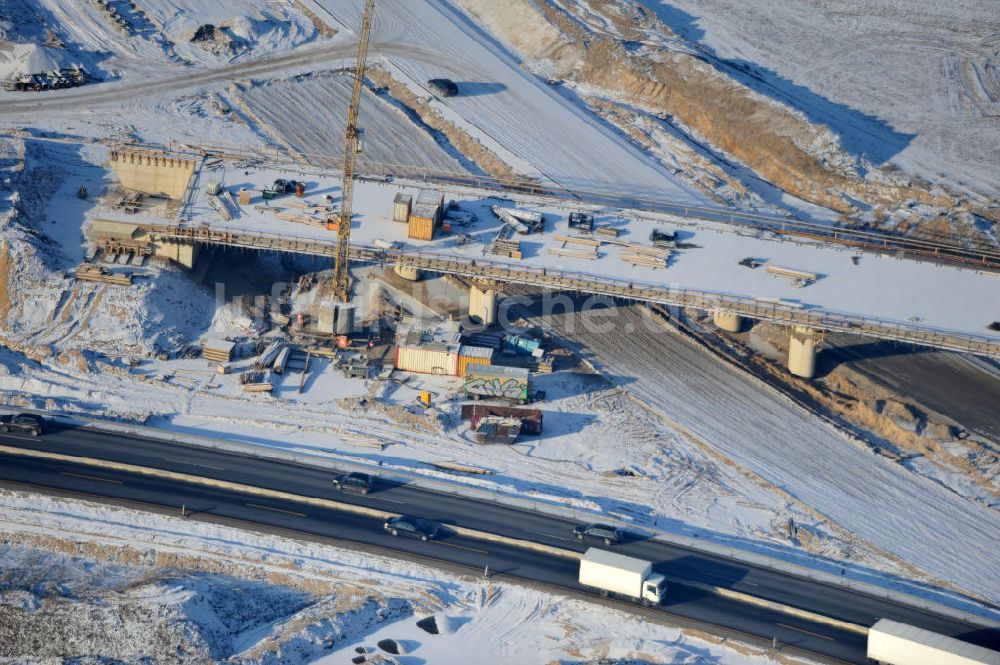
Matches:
[[456, 0, 997, 245]]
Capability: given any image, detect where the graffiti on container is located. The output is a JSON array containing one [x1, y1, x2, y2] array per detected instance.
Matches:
[[465, 377, 526, 399]]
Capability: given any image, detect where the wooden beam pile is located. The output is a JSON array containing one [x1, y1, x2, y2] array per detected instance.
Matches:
[[75, 264, 133, 285]]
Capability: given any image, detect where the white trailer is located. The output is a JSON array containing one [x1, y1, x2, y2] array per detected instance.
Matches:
[[578, 547, 666, 606], [867, 619, 1000, 665]]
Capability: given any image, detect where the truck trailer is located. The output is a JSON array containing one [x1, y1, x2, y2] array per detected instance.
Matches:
[[867, 619, 1000, 665], [578, 548, 666, 606]]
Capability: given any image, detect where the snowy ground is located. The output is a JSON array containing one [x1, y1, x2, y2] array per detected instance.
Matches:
[[0, 488, 801, 664], [635, 0, 1000, 201]]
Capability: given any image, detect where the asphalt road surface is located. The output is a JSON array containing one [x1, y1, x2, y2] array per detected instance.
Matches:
[[821, 333, 1000, 442], [1, 424, 998, 664]]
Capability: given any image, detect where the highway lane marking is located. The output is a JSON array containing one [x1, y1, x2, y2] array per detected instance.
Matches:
[[164, 457, 225, 471], [0, 432, 43, 442], [59, 471, 123, 485], [372, 497, 406, 504], [245, 502, 306, 518], [777, 623, 835, 641], [522, 528, 578, 542], [435, 541, 489, 555]]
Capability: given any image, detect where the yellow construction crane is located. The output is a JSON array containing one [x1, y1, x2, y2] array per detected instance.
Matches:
[[331, 0, 376, 303]]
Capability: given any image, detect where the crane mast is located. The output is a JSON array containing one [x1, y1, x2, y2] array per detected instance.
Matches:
[[332, 0, 376, 303]]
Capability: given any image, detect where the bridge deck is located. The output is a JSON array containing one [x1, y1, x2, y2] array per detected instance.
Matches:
[[88, 163, 1000, 355]]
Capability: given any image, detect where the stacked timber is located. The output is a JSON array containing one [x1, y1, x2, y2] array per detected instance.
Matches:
[[489, 224, 522, 259], [548, 234, 599, 260], [275, 212, 326, 228], [75, 264, 133, 285], [239, 370, 272, 392], [202, 338, 236, 363]]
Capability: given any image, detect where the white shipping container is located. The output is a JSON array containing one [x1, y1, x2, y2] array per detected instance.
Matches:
[[867, 620, 1000, 665], [396, 344, 459, 375]]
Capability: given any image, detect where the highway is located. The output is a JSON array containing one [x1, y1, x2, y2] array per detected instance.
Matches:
[[1, 424, 998, 664]]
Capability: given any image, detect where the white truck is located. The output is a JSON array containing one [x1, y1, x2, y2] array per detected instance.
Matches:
[[578, 547, 666, 606], [867, 619, 1000, 665]]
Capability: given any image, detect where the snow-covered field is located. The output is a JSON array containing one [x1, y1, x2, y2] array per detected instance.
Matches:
[[635, 0, 1000, 200], [0, 488, 799, 664]]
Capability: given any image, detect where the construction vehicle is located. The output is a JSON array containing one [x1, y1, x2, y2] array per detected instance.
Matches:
[[331, 0, 377, 303], [649, 228, 677, 248], [578, 548, 666, 606], [568, 212, 594, 232], [866, 619, 1000, 665]]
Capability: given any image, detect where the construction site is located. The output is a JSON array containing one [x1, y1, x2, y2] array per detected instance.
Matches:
[[1, 0, 999, 663]]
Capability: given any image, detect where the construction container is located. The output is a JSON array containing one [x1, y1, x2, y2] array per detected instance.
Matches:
[[408, 190, 444, 241], [295, 182, 306, 197], [463, 365, 530, 403], [457, 344, 494, 376], [396, 342, 460, 375], [238, 188, 251, 205], [392, 193, 412, 223], [461, 403, 543, 435]]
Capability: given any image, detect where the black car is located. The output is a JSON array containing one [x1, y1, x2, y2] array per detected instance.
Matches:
[[384, 515, 439, 541], [331, 472, 374, 495], [0, 413, 44, 437], [427, 78, 458, 97], [573, 523, 624, 545]]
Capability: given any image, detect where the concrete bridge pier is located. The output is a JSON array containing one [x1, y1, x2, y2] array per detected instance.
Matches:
[[153, 240, 198, 269], [394, 264, 422, 281], [788, 325, 822, 379], [469, 283, 498, 326], [712, 309, 743, 333]]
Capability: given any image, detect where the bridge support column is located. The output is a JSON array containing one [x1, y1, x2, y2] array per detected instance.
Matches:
[[153, 240, 198, 269], [469, 283, 498, 326], [393, 263, 422, 281], [712, 309, 743, 333], [788, 325, 821, 379]]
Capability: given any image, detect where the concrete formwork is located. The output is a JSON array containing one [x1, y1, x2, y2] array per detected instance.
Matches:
[[109, 148, 196, 200]]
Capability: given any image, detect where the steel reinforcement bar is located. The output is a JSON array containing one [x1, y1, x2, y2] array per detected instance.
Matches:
[[157, 140, 1000, 272], [136, 223, 1000, 356]]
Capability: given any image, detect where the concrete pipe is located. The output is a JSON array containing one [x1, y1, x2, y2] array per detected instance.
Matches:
[[712, 309, 743, 333], [393, 264, 422, 281], [469, 284, 498, 326], [788, 325, 819, 379]]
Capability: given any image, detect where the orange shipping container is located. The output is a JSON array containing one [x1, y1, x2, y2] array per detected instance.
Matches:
[[457, 345, 494, 376]]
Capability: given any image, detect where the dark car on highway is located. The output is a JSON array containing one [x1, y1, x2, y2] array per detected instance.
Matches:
[[573, 523, 624, 545], [427, 78, 458, 97], [384, 515, 439, 541], [331, 472, 374, 495], [0, 413, 45, 437]]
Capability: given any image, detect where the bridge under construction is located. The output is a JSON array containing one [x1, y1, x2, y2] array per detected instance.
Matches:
[[86, 145, 1000, 379]]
